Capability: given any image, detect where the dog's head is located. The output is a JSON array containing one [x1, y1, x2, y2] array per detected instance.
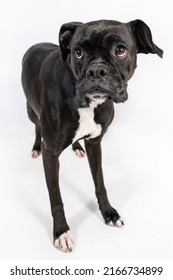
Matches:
[[59, 19, 163, 107]]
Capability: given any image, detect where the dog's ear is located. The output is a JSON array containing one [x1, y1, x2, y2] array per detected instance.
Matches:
[[59, 22, 83, 60], [128, 19, 163, 58]]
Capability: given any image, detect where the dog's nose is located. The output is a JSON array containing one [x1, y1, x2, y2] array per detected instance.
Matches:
[[86, 64, 107, 80]]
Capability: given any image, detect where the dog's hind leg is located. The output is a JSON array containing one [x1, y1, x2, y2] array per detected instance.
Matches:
[[27, 102, 41, 158], [72, 141, 86, 158]]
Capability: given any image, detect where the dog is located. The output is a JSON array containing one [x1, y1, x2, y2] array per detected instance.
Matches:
[[22, 19, 163, 253]]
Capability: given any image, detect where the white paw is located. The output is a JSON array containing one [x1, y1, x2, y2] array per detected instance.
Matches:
[[31, 150, 41, 158], [75, 149, 86, 158], [108, 218, 124, 228], [54, 231, 74, 253]]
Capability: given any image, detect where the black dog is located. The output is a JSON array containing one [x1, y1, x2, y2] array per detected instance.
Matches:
[[22, 19, 163, 252]]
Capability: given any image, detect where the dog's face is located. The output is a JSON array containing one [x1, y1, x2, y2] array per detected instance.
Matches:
[[59, 20, 163, 107]]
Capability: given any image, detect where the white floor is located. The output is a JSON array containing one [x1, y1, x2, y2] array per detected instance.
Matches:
[[0, 0, 173, 261]]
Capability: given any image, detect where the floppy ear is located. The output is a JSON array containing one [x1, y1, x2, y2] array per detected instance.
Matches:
[[128, 19, 163, 58], [59, 22, 83, 60]]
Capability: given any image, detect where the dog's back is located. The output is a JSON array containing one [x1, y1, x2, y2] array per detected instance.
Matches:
[[22, 43, 59, 114]]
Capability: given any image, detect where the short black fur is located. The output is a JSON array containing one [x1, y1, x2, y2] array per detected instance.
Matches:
[[22, 19, 163, 252]]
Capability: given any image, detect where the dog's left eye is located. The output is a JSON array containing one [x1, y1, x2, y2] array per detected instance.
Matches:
[[115, 45, 127, 58], [74, 47, 84, 60]]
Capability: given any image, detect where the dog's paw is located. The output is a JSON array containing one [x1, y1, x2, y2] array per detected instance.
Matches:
[[72, 142, 86, 158], [107, 217, 124, 228], [54, 231, 74, 253], [104, 207, 124, 228], [75, 149, 86, 158], [31, 150, 41, 158]]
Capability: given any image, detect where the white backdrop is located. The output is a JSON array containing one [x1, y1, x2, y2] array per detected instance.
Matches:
[[0, 0, 173, 260]]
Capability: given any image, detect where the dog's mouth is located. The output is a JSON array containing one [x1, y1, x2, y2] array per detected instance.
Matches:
[[85, 91, 110, 106], [76, 83, 128, 107], [86, 92, 109, 101]]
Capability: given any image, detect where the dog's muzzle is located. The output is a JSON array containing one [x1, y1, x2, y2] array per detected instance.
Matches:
[[76, 63, 128, 107]]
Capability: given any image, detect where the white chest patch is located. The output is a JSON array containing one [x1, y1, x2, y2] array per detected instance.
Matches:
[[73, 101, 103, 143]]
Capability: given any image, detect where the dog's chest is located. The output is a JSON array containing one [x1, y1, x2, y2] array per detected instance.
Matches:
[[72, 106, 102, 143]]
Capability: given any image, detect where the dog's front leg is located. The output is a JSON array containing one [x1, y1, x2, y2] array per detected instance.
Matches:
[[84, 139, 124, 227], [42, 144, 74, 252]]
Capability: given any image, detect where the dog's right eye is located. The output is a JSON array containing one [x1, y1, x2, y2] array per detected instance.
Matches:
[[74, 47, 84, 60]]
